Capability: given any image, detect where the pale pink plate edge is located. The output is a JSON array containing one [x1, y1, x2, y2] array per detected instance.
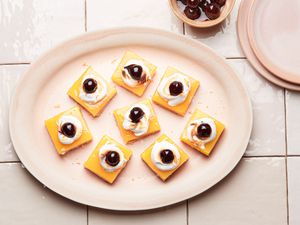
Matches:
[[237, 0, 300, 91], [247, 0, 300, 85]]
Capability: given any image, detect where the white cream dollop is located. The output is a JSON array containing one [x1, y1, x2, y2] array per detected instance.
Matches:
[[121, 59, 151, 87], [98, 143, 127, 172], [122, 104, 150, 136], [187, 118, 217, 150], [57, 115, 83, 145], [151, 141, 181, 171], [157, 73, 191, 106], [79, 72, 107, 104]]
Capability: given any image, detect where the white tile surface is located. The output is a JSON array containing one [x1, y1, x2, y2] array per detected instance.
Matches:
[[287, 157, 300, 225], [189, 157, 287, 225], [0, 65, 28, 162], [0, 0, 85, 63], [89, 203, 186, 225], [286, 91, 300, 155], [228, 59, 285, 156], [87, 0, 183, 33], [0, 163, 86, 225], [184, 0, 244, 58], [0, 0, 296, 224]]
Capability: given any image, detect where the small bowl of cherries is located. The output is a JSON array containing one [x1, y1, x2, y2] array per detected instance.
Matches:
[[169, 0, 236, 28]]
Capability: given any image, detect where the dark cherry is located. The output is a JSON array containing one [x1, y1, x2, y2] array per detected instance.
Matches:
[[105, 151, 120, 167], [196, 123, 212, 139], [129, 107, 145, 123], [204, 3, 221, 20], [184, 6, 201, 20], [125, 64, 143, 81], [187, 0, 200, 8], [214, 0, 226, 7], [83, 78, 97, 93], [169, 81, 183, 96], [199, 0, 209, 10], [177, 0, 187, 5], [160, 149, 175, 164], [61, 122, 76, 138]]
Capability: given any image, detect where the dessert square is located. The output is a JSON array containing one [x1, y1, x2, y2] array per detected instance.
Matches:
[[141, 134, 189, 181], [45, 106, 92, 155], [113, 99, 161, 144], [152, 66, 200, 116], [111, 51, 157, 96], [68, 66, 117, 117], [84, 135, 132, 184], [180, 109, 225, 156]]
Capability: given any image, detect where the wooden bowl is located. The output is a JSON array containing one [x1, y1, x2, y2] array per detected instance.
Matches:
[[169, 0, 236, 28]]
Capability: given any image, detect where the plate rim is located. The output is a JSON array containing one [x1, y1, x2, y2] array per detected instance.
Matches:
[[237, 0, 300, 91], [247, 0, 300, 85], [9, 27, 253, 211]]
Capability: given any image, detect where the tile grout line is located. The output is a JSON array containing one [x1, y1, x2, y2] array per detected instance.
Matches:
[[286, 154, 300, 157], [244, 154, 300, 158], [0, 161, 21, 164], [0, 62, 30, 66], [84, 0, 87, 32], [285, 157, 290, 225], [243, 155, 285, 158], [226, 57, 247, 60], [86, 205, 89, 225], [186, 200, 189, 225], [283, 88, 290, 225]]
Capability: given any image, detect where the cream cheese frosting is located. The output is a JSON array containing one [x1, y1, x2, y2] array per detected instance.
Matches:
[[157, 73, 191, 106], [151, 140, 181, 171], [187, 118, 217, 150], [98, 143, 127, 172], [57, 115, 83, 145], [121, 60, 151, 87], [122, 104, 150, 136]]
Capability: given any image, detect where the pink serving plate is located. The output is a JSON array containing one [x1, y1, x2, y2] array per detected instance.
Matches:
[[248, 0, 300, 84], [237, 0, 300, 91], [9, 27, 252, 211]]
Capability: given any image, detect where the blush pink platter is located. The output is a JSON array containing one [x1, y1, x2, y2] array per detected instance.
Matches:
[[9, 27, 252, 211], [248, 0, 300, 84], [237, 0, 300, 91]]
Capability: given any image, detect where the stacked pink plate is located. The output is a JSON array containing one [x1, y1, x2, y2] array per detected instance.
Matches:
[[238, 0, 300, 90]]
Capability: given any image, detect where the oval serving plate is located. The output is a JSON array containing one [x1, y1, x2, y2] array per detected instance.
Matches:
[[9, 27, 252, 211]]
